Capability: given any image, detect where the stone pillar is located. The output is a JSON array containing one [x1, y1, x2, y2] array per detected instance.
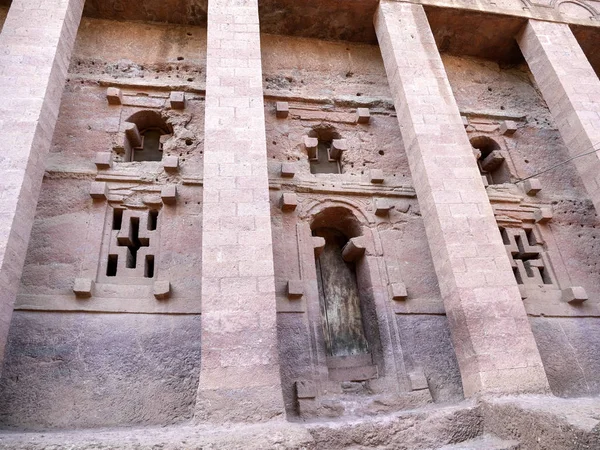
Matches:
[[195, 0, 285, 422], [0, 0, 85, 365], [518, 20, 600, 213], [374, 2, 549, 397]]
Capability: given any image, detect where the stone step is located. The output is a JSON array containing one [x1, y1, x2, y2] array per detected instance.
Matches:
[[438, 434, 520, 450]]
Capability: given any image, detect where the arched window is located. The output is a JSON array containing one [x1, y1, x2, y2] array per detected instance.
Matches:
[[123, 111, 171, 162], [471, 136, 511, 185]]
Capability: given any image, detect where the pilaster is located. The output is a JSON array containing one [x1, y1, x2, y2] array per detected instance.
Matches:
[[518, 19, 600, 213], [0, 0, 85, 364], [374, 1, 549, 397], [195, 0, 285, 422]]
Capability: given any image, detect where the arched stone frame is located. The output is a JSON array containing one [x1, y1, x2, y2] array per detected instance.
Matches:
[[519, 0, 599, 19], [120, 110, 173, 162], [289, 197, 433, 416], [556, 0, 598, 18]]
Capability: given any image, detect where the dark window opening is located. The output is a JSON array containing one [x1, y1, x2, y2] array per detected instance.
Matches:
[[133, 129, 164, 162], [107, 255, 118, 277], [112, 208, 123, 230], [145, 255, 155, 278], [310, 142, 341, 174], [148, 210, 159, 231], [512, 266, 523, 284]]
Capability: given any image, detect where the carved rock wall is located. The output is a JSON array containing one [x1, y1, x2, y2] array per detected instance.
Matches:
[[0, 7, 600, 429]]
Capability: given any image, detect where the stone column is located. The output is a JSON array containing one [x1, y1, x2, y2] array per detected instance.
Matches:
[[195, 0, 285, 422], [374, 2, 549, 397], [0, 0, 85, 365], [518, 20, 600, 213]]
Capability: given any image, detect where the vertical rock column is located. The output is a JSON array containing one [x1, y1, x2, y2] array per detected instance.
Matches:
[[0, 0, 85, 365], [519, 20, 600, 213], [196, 0, 285, 422], [374, 2, 549, 397]]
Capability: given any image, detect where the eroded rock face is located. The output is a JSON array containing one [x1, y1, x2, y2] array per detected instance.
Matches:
[[0, 313, 201, 430]]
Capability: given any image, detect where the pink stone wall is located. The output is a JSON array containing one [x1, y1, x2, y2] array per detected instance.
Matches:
[[2, 8, 600, 428], [375, 2, 549, 396], [442, 42, 600, 396], [0, 16, 206, 429]]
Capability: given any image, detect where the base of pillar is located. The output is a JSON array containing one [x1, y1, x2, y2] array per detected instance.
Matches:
[[195, 385, 286, 424]]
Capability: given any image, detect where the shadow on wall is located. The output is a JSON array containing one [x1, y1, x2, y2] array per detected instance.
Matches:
[[0, 6, 9, 32]]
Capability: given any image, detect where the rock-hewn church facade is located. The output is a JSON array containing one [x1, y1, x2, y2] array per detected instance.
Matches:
[[0, 0, 600, 447]]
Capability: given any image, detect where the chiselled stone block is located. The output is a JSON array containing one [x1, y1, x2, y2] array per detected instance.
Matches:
[[90, 182, 108, 200], [356, 108, 371, 124], [106, 87, 123, 105], [523, 178, 542, 196], [295, 380, 317, 399], [169, 91, 185, 109], [304, 136, 318, 159], [408, 369, 428, 391], [312, 236, 326, 257], [281, 193, 297, 212], [534, 207, 553, 223], [161, 185, 177, 205], [375, 198, 393, 216], [281, 163, 296, 178], [154, 281, 171, 300], [481, 176, 489, 188], [330, 139, 347, 160], [562, 287, 588, 304], [94, 152, 112, 169], [73, 278, 94, 298], [287, 280, 304, 299], [396, 200, 410, 213], [276, 102, 289, 118], [391, 282, 408, 300], [500, 120, 518, 136], [480, 150, 505, 172], [162, 155, 180, 172], [370, 169, 384, 184], [342, 236, 367, 262], [124, 122, 143, 148]]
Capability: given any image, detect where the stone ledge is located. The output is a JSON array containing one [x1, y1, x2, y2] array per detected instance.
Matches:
[[15, 294, 201, 315]]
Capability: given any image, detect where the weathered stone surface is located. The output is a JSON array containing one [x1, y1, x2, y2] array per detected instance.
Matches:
[[0, 312, 202, 429], [396, 315, 464, 403]]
